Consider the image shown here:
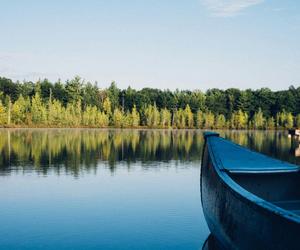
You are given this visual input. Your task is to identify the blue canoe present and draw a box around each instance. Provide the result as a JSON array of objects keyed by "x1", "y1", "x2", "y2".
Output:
[{"x1": 201, "y1": 132, "x2": 300, "y2": 250}]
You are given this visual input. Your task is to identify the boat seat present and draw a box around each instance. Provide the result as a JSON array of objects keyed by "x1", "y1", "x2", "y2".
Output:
[{"x1": 208, "y1": 136, "x2": 300, "y2": 174}]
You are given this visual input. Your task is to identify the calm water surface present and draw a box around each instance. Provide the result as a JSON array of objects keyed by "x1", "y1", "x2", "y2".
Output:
[{"x1": 0, "y1": 129, "x2": 298, "y2": 250}]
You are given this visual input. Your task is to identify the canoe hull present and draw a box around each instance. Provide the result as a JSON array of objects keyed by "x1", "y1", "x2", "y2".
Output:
[{"x1": 201, "y1": 139, "x2": 300, "y2": 250}]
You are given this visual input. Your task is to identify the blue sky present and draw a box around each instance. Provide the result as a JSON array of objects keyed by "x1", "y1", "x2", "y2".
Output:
[{"x1": 0, "y1": 0, "x2": 299, "y2": 90}]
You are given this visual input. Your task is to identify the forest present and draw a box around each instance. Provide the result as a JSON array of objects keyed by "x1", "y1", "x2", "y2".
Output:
[{"x1": 0, "y1": 76, "x2": 299, "y2": 129}]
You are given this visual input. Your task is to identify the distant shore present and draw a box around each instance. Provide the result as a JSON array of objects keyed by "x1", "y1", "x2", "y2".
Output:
[
  {"x1": 0, "y1": 125, "x2": 291, "y2": 131},
  {"x1": 0, "y1": 76, "x2": 299, "y2": 131}
]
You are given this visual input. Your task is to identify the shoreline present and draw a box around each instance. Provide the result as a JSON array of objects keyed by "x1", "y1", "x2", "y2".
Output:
[{"x1": 0, "y1": 126, "x2": 289, "y2": 131}]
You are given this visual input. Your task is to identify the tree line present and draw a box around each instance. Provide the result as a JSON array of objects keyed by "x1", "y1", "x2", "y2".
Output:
[{"x1": 0, "y1": 76, "x2": 299, "y2": 129}]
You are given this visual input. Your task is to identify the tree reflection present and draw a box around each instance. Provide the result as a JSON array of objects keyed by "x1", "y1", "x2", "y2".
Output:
[
  {"x1": 0, "y1": 129, "x2": 298, "y2": 177},
  {"x1": 0, "y1": 129, "x2": 203, "y2": 176}
]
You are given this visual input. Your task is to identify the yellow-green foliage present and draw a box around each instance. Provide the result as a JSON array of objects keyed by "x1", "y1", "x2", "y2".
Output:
[
  {"x1": 204, "y1": 111, "x2": 215, "y2": 129},
  {"x1": 11, "y1": 95, "x2": 27, "y2": 124},
  {"x1": 196, "y1": 110, "x2": 204, "y2": 129},
  {"x1": 184, "y1": 105, "x2": 194, "y2": 128},
  {"x1": 276, "y1": 110, "x2": 294, "y2": 129},
  {"x1": 0, "y1": 101, "x2": 7, "y2": 125},
  {"x1": 231, "y1": 110, "x2": 248, "y2": 129},
  {"x1": 103, "y1": 97, "x2": 112, "y2": 116},
  {"x1": 266, "y1": 117, "x2": 275, "y2": 130},
  {"x1": 130, "y1": 105, "x2": 140, "y2": 127},
  {"x1": 145, "y1": 104, "x2": 160, "y2": 128},
  {"x1": 160, "y1": 108, "x2": 171, "y2": 128},
  {"x1": 82, "y1": 105, "x2": 98, "y2": 126},
  {"x1": 0, "y1": 90, "x2": 299, "y2": 130},
  {"x1": 215, "y1": 114, "x2": 226, "y2": 129},
  {"x1": 96, "y1": 111, "x2": 109, "y2": 127},
  {"x1": 48, "y1": 99, "x2": 64, "y2": 126},
  {"x1": 173, "y1": 108, "x2": 185, "y2": 128},
  {"x1": 112, "y1": 108, "x2": 124, "y2": 127},
  {"x1": 64, "y1": 101, "x2": 82, "y2": 126},
  {"x1": 31, "y1": 93, "x2": 47, "y2": 125},
  {"x1": 252, "y1": 108, "x2": 265, "y2": 129}
]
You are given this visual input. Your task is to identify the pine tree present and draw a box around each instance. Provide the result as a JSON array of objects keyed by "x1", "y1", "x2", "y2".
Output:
[
  {"x1": 215, "y1": 114, "x2": 226, "y2": 129},
  {"x1": 204, "y1": 111, "x2": 215, "y2": 129},
  {"x1": 112, "y1": 108, "x2": 124, "y2": 127},
  {"x1": 144, "y1": 105, "x2": 154, "y2": 127},
  {"x1": 276, "y1": 111, "x2": 286, "y2": 128},
  {"x1": 145, "y1": 104, "x2": 160, "y2": 128},
  {"x1": 31, "y1": 93, "x2": 47, "y2": 125},
  {"x1": 12, "y1": 95, "x2": 26, "y2": 124},
  {"x1": 276, "y1": 110, "x2": 294, "y2": 129},
  {"x1": 96, "y1": 111, "x2": 109, "y2": 127},
  {"x1": 6, "y1": 96, "x2": 11, "y2": 125},
  {"x1": 231, "y1": 110, "x2": 248, "y2": 129},
  {"x1": 103, "y1": 97, "x2": 112, "y2": 116},
  {"x1": 130, "y1": 105, "x2": 140, "y2": 127},
  {"x1": 184, "y1": 104, "x2": 194, "y2": 128},
  {"x1": 160, "y1": 108, "x2": 171, "y2": 128},
  {"x1": 82, "y1": 105, "x2": 98, "y2": 126},
  {"x1": 173, "y1": 108, "x2": 185, "y2": 128},
  {"x1": 252, "y1": 108, "x2": 265, "y2": 129},
  {"x1": 0, "y1": 100, "x2": 7, "y2": 125},
  {"x1": 64, "y1": 101, "x2": 82, "y2": 126},
  {"x1": 196, "y1": 110, "x2": 204, "y2": 129},
  {"x1": 153, "y1": 104, "x2": 160, "y2": 127},
  {"x1": 285, "y1": 112, "x2": 294, "y2": 129},
  {"x1": 48, "y1": 99, "x2": 64, "y2": 126},
  {"x1": 266, "y1": 117, "x2": 275, "y2": 130}
]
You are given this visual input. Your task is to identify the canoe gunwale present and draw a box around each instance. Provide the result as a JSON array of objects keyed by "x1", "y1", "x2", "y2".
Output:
[{"x1": 205, "y1": 135, "x2": 300, "y2": 224}]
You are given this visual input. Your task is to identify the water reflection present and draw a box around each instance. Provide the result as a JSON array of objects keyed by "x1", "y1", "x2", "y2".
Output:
[
  {"x1": 0, "y1": 129, "x2": 203, "y2": 177},
  {"x1": 220, "y1": 130, "x2": 300, "y2": 165},
  {"x1": 0, "y1": 129, "x2": 299, "y2": 249},
  {"x1": 0, "y1": 129, "x2": 299, "y2": 178}
]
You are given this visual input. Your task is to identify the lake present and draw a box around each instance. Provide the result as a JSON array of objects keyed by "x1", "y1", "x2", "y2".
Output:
[{"x1": 0, "y1": 129, "x2": 298, "y2": 250}]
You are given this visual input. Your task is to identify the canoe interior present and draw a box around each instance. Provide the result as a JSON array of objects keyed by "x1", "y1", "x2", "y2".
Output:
[{"x1": 230, "y1": 171, "x2": 300, "y2": 216}]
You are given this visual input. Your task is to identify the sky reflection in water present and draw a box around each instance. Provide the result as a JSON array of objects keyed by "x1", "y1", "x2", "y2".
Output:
[{"x1": 0, "y1": 129, "x2": 297, "y2": 249}]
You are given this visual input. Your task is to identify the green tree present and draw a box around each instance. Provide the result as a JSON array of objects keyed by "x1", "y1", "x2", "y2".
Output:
[
  {"x1": 130, "y1": 105, "x2": 140, "y2": 127},
  {"x1": 31, "y1": 93, "x2": 47, "y2": 124},
  {"x1": 5, "y1": 96, "x2": 12, "y2": 125},
  {"x1": 82, "y1": 105, "x2": 98, "y2": 126},
  {"x1": 173, "y1": 108, "x2": 185, "y2": 128},
  {"x1": 48, "y1": 99, "x2": 64, "y2": 126},
  {"x1": 107, "y1": 82, "x2": 120, "y2": 111},
  {"x1": 160, "y1": 108, "x2": 171, "y2": 128},
  {"x1": 11, "y1": 95, "x2": 27, "y2": 124},
  {"x1": 276, "y1": 110, "x2": 294, "y2": 129},
  {"x1": 252, "y1": 108, "x2": 265, "y2": 129},
  {"x1": 204, "y1": 111, "x2": 215, "y2": 129},
  {"x1": 266, "y1": 117, "x2": 275, "y2": 130},
  {"x1": 184, "y1": 104, "x2": 194, "y2": 128},
  {"x1": 196, "y1": 110, "x2": 204, "y2": 129},
  {"x1": 285, "y1": 112, "x2": 294, "y2": 129},
  {"x1": 64, "y1": 100, "x2": 82, "y2": 126},
  {"x1": 231, "y1": 110, "x2": 248, "y2": 129},
  {"x1": 103, "y1": 97, "x2": 112, "y2": 116},
  {"x1": 65, "y1": 76, "x2": 83, "y2": 103},
  {"x1": 0, "y1": 100, "x2": 7, "y2": 125},
  {"x1": 96, "y1": 111, "x2": 109, "y2": 127},
  {"x1": 215, "y1": 114, "x2": 226, "y2": 129},
  {"x1": 112, "y1": 108, "x2": 124, "y2": 127},
  {"x1": 145, "y1": 104, "x2": 160, "y2": 128}
]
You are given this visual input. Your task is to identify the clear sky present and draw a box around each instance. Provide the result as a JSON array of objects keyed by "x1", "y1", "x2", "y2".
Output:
[{"x1": 0, "y1": 0, "x2": 299, "y2": 91}]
